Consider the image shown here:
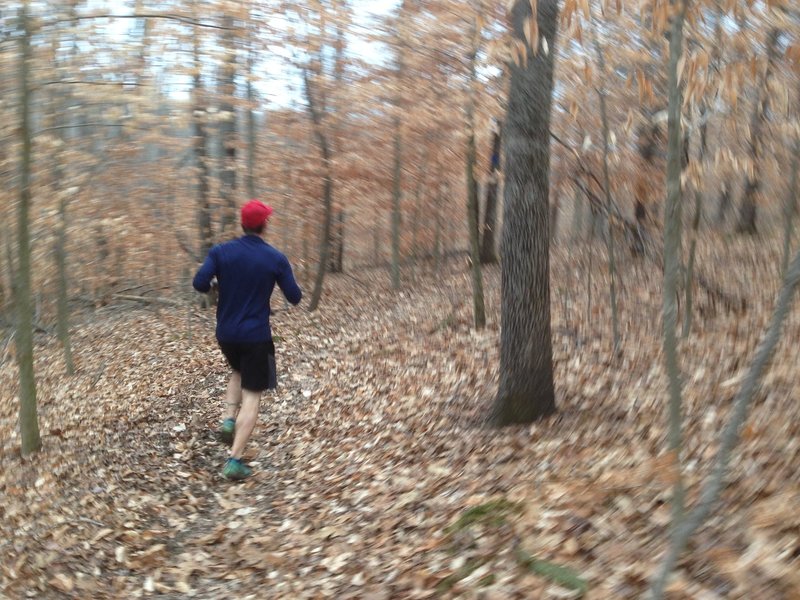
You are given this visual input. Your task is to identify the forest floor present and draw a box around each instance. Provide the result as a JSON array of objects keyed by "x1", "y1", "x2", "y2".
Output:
[{"x1": 1, "y1": 237, "x2": 799, "y2": 599}]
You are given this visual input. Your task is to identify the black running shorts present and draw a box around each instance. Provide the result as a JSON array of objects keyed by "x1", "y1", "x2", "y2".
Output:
[{"x1": 218, "y1": 340, "x2": 277, "y2": 392}]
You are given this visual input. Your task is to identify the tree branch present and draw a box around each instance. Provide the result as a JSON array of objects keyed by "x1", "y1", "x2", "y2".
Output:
[
  {"x1": 650, "y1": 249, "x2": 800, "y2": 598},
  {"x1": 44, "y1": 13, "x2": 238, "y2": 31},
  {"x1": 34, "y1": 123, "x2": 151, "y2": 136},
  {"x1": 36, "y1": 80, "x2": 151, "y2": 88}
]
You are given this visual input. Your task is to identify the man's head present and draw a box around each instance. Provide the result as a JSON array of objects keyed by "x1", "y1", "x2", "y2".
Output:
[{"x1": 241, "y1": 199, "x2": 273, "y2": 235}]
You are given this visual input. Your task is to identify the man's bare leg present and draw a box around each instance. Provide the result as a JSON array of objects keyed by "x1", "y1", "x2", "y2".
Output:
[
  {"x1": 230, "y1": 390, "x2": 260, "y2": 460},
  {"x1": 223, "y1": 371, "x2": 242, "y2": 421}
]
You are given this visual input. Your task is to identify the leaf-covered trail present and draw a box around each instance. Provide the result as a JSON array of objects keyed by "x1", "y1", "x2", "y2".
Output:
[{"x1": 2, "y1": 244, "x2": 800, "y2": 598}]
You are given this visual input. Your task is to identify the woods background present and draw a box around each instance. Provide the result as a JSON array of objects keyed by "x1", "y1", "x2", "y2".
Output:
[{"x1": 1, "y1": 0, "x2": 800, "y2": 598}]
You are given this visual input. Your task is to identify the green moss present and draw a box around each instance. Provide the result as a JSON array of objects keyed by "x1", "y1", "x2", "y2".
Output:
[
  {"x1": 445, "y1": 498, "x2": 523, "y2": 533},
  {"x1": 515, "y1": 548, "x2": 588, "y2": 596}
]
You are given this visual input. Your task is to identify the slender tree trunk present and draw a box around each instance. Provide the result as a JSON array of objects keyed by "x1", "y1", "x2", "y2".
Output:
[
  {"x1": 660, "y1": 0, "x2": 688, "y2": 585},
  {"x1": 716, "y1": 182, "x2": 731, "y2": 226},
  {"x1": 373, "y1": 200, "x2": 381, "y2": 267},
  {"x1": 193, "y1": 14, "x2": 212, "y2": 257},
  {"x1": 2, "y1": 226, "x2": 14, "y2": 319},
  {"x1": 735, "y1": 27, "x2": 781, "y2": 235},
  {"x1": 492, "y1": 0, "x2": 559, "y2": 425},
  {"x1": 328, "y1": 10, "x2": 347, "y2": 275},
  {"x1": 16, "y1": 2, "x2": 41, "y2": 456},
  {"x1": 246, "y1": 44, "x2": 257, "y2": 199},
  {"x1": 593, "y1": 37, "x2": 620, "y2": 357},
  {"x1": 55, "y1": 194, "x2": 74, "y2": 375},
  {"x1": 411, "y1": 152, "x2": 428, "y2": 277},
  {"x1": 389, "y1": 3, "x2": 408, "y2": 289},
  {"x1": 480, "y1": 122, "x2": 502, "y2": 264},
  {"x1": 391, "y1": 117, "x2": 403, "y2": 289},
  {"x1": 465, "y1": 10, "x2": 486, "y2": 329},
  {"x1": 571, "y1": 186, "x2": 584, "y2": 241},
  {"x1": 782, "y1": 140, "x2": 799, "y2": 277},
  {"x1": 305, "y1": 70, "x2": 334, "y2": 312},
  {"x1": 50, "y1": 20, "x2": 75, "y2": 375},
  {"x1": 683, "y1": 116, "x2": 708, "y2": 338},
  {"x1": 683, "y1": 190, "x2": 702, "y2": 337},
  {"x1": 328, "y1": 210, "x2": 344, "y2": 273},
  {"x1": 434, "y1": 176, "x2": 444, "y2": 274},
  {"x1": 219, "y1": 14, "x2": 238, "y2": 235}
]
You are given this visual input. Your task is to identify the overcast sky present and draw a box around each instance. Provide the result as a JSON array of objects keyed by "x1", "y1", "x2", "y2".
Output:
[{"x1": 100, "y1": 0, "x2": 400, "y2": 105}]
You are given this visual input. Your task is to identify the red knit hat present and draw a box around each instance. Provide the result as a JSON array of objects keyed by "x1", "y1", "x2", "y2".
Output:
[{"x1": 241, "y1": 199, "x2": 273, "y2": 229}]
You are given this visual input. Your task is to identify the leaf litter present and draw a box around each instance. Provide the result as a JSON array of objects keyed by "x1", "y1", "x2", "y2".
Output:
[{"x1": 1, "y1": 239, "x2": 799, "y2": 599}]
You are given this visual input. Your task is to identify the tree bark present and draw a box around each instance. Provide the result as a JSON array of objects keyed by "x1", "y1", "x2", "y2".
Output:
[
  {"x1": 492, "y1": 0, "x2": 559, "y2": 425},
  {"x1": 15, "y1": 2, "x2": 41, "y2": 456}
]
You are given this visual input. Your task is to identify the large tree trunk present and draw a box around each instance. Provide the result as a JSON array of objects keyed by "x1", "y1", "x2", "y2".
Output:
[
  {"x1": 735, "y1": 27, "x2": 781, "y2": 235},
  {"x1": 492, "y1": 0, "x2": 559, "y2": 425},
  {"x1": 16, "y1": 2, "x2": 41, "y2": 456},
  {"x1": 465, "y1": 9, "x2": 486, "y2": 329},
  {"x1": 480, "y1": 122, "x2": 502, "y2": 264}
]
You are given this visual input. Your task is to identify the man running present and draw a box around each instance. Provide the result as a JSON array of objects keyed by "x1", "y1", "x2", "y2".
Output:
[{"x1": 193, "y1": 200, "x2": 302, "y2": 480}]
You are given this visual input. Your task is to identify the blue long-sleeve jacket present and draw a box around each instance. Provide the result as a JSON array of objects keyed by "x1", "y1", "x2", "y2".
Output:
[{"x1": 192, "y1": 235, "x2": 302, "y2": 343}]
